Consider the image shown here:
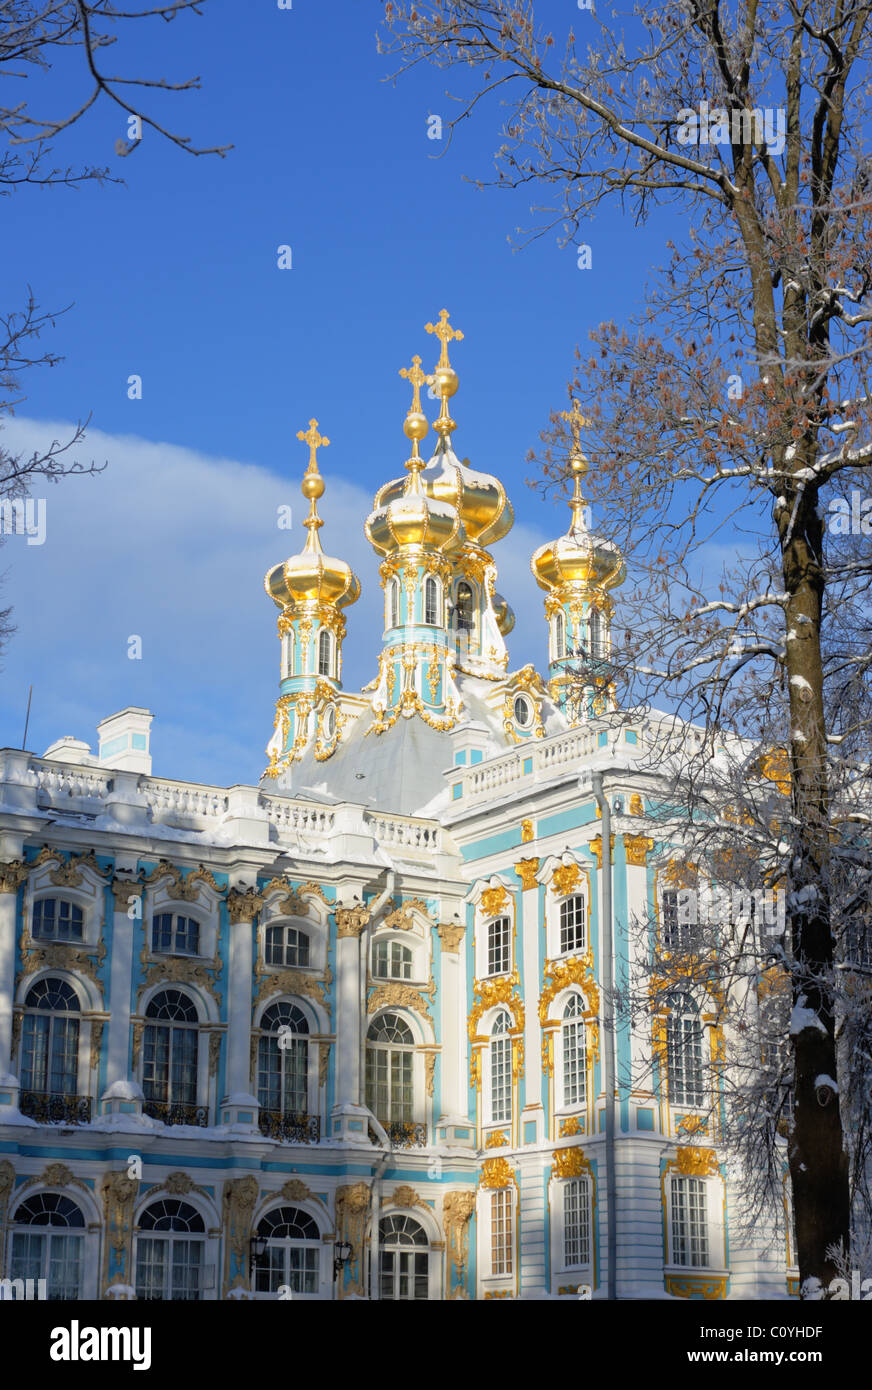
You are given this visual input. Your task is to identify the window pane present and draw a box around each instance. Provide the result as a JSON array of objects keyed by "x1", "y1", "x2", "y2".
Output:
[
  {"x1": 491, "y1": 1189, "x2": 513, "y2": 1276},
  {"x1": 563, "y1": 1177, "x2": 591, "y2": 1267},
  {"x1": 671, "y1": 1177, "x2": 709, "y2": 1267}
]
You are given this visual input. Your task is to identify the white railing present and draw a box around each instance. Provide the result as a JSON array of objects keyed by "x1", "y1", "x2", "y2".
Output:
[
  {"x1": 260, "y1": 795, "x2": 335, "y2": 838},
  {"x1": 363, "y1": 812, "x2": 441, "y2": 854},
  {"x1": 144, "y1": 778, "x2": 228, "y2": 821},
  {"x1": 29, "y1": 759, "x2": 113, "y2": 803},
  {"x1": 451, "y1": 720, "x2": 644, "y2": 810}
]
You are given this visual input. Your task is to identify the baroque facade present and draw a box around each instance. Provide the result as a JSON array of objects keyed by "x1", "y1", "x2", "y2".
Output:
[{"x1": 0, "y1": 311, "x2": 793, "y2": 1300}]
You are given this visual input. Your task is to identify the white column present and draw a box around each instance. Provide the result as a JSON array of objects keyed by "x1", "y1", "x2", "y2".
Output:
[
  {"x1": 102, "y1": 879, "x2": 142, "y2": 1108},
  {"x1": 332, "y1": 906, "x2": 370, "y2": 1139},
  {"x1": 517, "y1": 860, "x2": 544, "y2": 1140},
  {"x1": 437, "y1": 922, "x2": 466, "y2": 1128},
  {"x1": 0, "y1": 862, "x2": 26, "y2": 1086},
  {"x1": 223, "y1": 888, "x2": 263, "y2": 1127}
]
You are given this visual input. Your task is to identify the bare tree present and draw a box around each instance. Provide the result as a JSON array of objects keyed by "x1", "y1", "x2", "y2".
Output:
[
  {"x1": 381, "y1": 0, "x2": 872, "y2": 1292},
  {"x1": 0, "y1": 1, "x2": 229, "y2": 657}
]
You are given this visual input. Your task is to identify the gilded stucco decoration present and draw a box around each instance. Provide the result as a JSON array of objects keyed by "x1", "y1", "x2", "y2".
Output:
[
  {"x1": 559, "y1": 1116, "x2": 583, "y2": 1137},
  {"x1": 143, "y1": 861, "x2": 223, "y2": 901},
  {"x1": 552, "y1": 1146, "x2": 594, "y2": 1181},
  {"x1": 382, "y1": 898, "x2": 433, "y2": 931},
  {"x1": 551, "y1": 863, "x2": 581, "y2": 896},
  {"x1": 280, "y1": 1178, "x2": 312, "y2": 1203},
  {"x1": 18, "y1": 934, "x2": 106, "y2": 992},
  {"x1": 623, "y1": 834, "x2": 654, "y2": 867},
  {"x1": 222, "y1": 1175, "x2": 260, "y2": 1296},
  {"x1": 514, "y1": 858, "x2": 540, "y2": 892},
  {"x1": 367, "y1": 982, "x2": 431, "y2": 1020},
  {"x1": 670, "y1": 1146, "x2": 720, "y2": 1178},
  {"x1": 0, "y1": 860, "x2": 28, "y2": 894},
  {"x1": 335, "y1": 905, "x2": 371, "y2": 938},
  {"x1": 149, "y1": 1171, "x2": 211, "y2": 1200},
  {"x1": 539, "y1": 955, "x2": 600, "y2": 1025},
  {"x1": 437, "y1": 922, "x2": 465, "y2": 953},
  {"x1": 32, "y1": 846, "x2": 111, "y2": 886},
  {"x1": 89, "y1": 1020, "x2": 104, "y2": 1072},
  {"x1": 485, "y1": 1130, "x2": 508, "y2": 1148},
  {"x1": 138, "y1": 942, "x2": 223, "y2": 1009},
  {"x1": 390, "y1": 1184, "x2": 425, "y2": 1210},
  {"x1": 629, "y1": 794, "x2": 644, "y2": 816},
  {"x1": 520, "y1": 819, "x2": 534, "y2": 844},
  {"x1": 227, "y1": 888, "x2": 265, "y2": 925},
  {"x1": 101, "y1": 1170, "x2": 139, "y2": 1290},
  {"x1": 253, "y1": 959, "x2": 332, "y2": 1012},
  {"x1": 335, "y1": 1182, "x2": 371, "y2": 1299},
  {"x1": 468, "y1": 971, "x2": 525, "y2": 1037},
  {"x1": 479, "y1": 1157, "x2": 517, "y2": 1191},
  {"x1": 588, "y1": 835, "x2": 615, "y2": 869},
  {"x1": 442, "y1": 1190, "x2": 475, "y2": 1283},
  {"x1": 480, "y1": 885, "x2": 509, "y2": 918}
]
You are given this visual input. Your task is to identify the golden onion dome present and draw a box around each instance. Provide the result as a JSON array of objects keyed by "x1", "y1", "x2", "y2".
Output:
[
  {"x1": 373, "y1": 435, "x2": 514, "y2": 548},
  {"x1": 492, "y1": 591, "x2": 515, "y2": 636},
  {"x1": 531, "y1": 446, "x2": 625, "y2": 596},
  {"x1": 264, "y1": 419, "x2": 360, "y2": 612},
  {"x1": 366, "y1": 352, "x2": 466, "y2": 558}
]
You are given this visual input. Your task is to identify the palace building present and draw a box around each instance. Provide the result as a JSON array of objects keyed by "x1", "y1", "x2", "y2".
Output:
[{"x1": 0, "y1": 311, "x2": 793, "y2": 1300}]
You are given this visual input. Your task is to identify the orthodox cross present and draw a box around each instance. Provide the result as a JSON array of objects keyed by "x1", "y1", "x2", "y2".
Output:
[{"x1": 425, "y1": 309, "x2": 464, "y2": 368}]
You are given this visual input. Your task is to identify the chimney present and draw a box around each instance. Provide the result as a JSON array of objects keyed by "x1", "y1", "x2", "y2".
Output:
[{"x1": 96, "y1": 707, "x2": 154, "y2": 776}]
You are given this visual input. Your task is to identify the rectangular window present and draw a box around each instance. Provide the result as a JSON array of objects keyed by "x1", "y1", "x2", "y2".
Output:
[
  {"x1": 490, "y1": 1189, "x2": 513, "y2": 1276},
  {"x1": 490, "y1": 1036, "x2": 512, "y2": 1123},
  {"x1": 667, "y1": 1013, "x2": 704, "y2": 1107},
  {"x1": 487, "y1": 917, "x2": 511, "y2": 976},
  {"x1": 559, "y1": 896, "x2": 586, "y2": 954},
  {"x1": 670, "y1": 1176, "x2": 709, "y2": 1268},
  {"x1": 152, "y1": 914, "x2": 199, "y2": 956},
  {"x1": 563, "y1": 1177, "x2": 591, "y2": 1268},
  {"x1": 562, "y1": 1021, "x2": 586, "y2": 1109}
]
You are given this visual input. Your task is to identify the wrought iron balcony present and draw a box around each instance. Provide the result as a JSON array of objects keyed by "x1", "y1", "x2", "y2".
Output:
[
  {"x1": 384, "y1": 1120, "x2": 427, "y2": 1148},
  {"x1": 257, "y1": 1109, "x2": 320, "y2": 1143},
  {"x1": 20, "y1": 1091, "x2": 92, "y2": 1124},
  {"x1": 143, "y1": 1099, "x2": 209, "y2": 1127}
]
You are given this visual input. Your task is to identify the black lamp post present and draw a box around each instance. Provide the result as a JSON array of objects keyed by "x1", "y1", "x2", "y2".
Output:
[
  {"x1": 249, "y1": 1233, "x2": 267, "y2": 1282},
  {"x1": 333, "y1": 1240, "x2": 353, "y2": 1281}
]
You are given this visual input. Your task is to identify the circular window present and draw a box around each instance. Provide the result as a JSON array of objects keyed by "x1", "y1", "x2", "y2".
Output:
[
  {"x1": 513, "y1": 694, "x2": 533, "y2": 728},
  {"x1": 323, "y1": 705, "x2": 336, "y2": 739}
]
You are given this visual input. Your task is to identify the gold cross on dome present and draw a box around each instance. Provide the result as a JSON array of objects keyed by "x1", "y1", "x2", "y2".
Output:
[
  {"x1": 560, "y1": 401, "x2": 591, "y2": 451},
  {"x1": 425, "y1": 309, "x2": 464, "y2": 368},
  {"x1": 297, "y1": 418, "x2": 330, "y2": 469},
  {"x1": 399, "y1": 354, "x2": 429, "y2": 414}
]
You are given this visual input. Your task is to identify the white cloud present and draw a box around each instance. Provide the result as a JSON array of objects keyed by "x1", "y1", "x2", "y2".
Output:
[{"x1": 0, "y1": 419, "x2": 553, "y2": 785}]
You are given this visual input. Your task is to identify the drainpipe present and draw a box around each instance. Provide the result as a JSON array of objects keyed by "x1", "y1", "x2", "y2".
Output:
[
  {"x1": 592, "y1": 771, "x2": 618, "y2": 1301},
  {"x1": 358, "y1": 870, "x2": 396, "y2": 1105},
  {"x1": 369, "y1": 1149, "x2": 390, "y2": 1300}
]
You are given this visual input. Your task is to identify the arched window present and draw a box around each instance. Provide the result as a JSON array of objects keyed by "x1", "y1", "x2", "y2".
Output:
[
  {"x1": 559, "y1": 895, "x2": 586, "y2": 955},
  {"x1": 21, "y1": 978, "x2": 81, "y2": 1102},
  {"x1": 379, "y1": 1213, "x2": 429, "y2": 1300},
  {"x1": 372, "y1": 939, "x2": 412, "y2": 981},
  {"x1": 258, "y1": 1001, "x2": 309, "y2": 1120},
  {"x1": 366, "y1": 1013, "x2": 414, "y2": 1126},
  {"x1": 561, "y1": 995, "x2": 587, "y2": 1110},
  {"x1": 281, "y1": 631, "x2": 295, "y2": 680},
  {"x1": 10, "y1": 1193, "x2": 85, "y2": 1300},
  {"x1": 455, "y1": 581, "x2": 474, "y2": 631},
  {"x1": 32, "y1": 898, "x2": 83, "y2": 943},
  {"x1": 254, "y1": 1206, "x2": 320, "y2": 1295},
  {"x1": 489, "y1": 1011, "x2": 512, "y2": 1124},
  {"x1": 265, "y1": 923, "x2": 310, "y2": 968},
  {"x1": 666, "y1": 995, "x2": 704, "y2": 1107},
  {"x1": 554, "y1": 610, "x2": 566, "y2": 661},
  {"x1": 424, "y1": 575, "x2": 439, "y2": 626},
  {"x1": 590, "y1": 607, "x2": 606, "y2": 659},
  {"x1": 152, "y1": 913, "x2": 199, "y2": 956},
  {"x1": 486, "y1": 916, "x2": 511, "y2": 977},
  {"x1": 318, "y1": 628, "x2": 333, "y2": 678},
  {"x1": 388, "y1": 579, "x2": 400, "y2": 629},
  {"x1": 135, "y1": 1199, "x2": 206, "y2": 1301},
  {"x1": 142, "y1": 989, "x2": 202, "y2": 1125}
]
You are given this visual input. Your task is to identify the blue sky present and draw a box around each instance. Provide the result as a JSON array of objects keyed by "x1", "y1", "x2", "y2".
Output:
[{"x1": 0, "y1": 0, "x2": 686, "y2": 784}]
